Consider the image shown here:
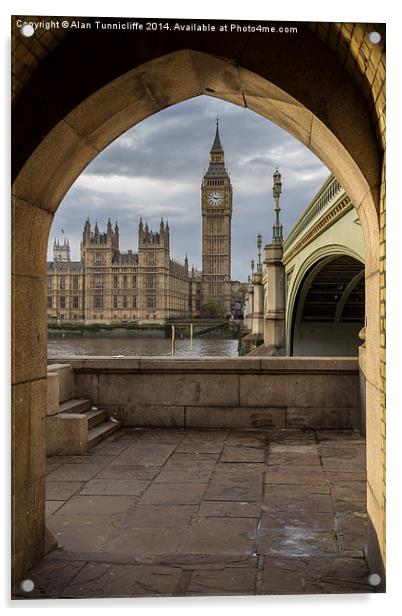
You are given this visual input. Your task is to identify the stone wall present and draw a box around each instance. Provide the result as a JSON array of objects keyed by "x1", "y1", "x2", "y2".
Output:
[{"x1": 62, "y1": 357, "x2": 360, "y2": 431}]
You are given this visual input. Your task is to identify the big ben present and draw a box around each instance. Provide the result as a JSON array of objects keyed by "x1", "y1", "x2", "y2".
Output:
[{"x1": 201, "y1": 118, "x2": 233, "y2": 314}]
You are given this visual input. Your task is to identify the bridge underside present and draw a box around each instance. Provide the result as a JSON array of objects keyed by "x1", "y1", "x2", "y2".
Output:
[{"x1": 291, "y1": 256, "x2": 365, "y2": 357}]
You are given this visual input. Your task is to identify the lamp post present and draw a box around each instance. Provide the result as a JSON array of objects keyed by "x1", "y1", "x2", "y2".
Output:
[
  {"x1": 251, "y1": 259, "x2": 255, "y2": 274},
  {"x1": 272, "y1": 168, "x2": 283, "y2": 244},
  {"x1": 257, "y1": 233, "x2": 262, "y2": 272}
]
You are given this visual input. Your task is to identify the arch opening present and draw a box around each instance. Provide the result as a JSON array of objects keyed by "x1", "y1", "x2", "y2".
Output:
[{"x1": 291, "y1": 255, "x2": 365, "y2": 356}]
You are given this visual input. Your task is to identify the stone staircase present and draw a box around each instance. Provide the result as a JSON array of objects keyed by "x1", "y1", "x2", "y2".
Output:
[
  {"x1": 46, "y1": 364, "x2": 122, "y2": 455},
  {"x1": 58, "y1": 398, "x2": 122, "y2": 449}
]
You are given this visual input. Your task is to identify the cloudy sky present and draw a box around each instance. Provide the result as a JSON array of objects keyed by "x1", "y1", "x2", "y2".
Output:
[{"x1": 48, "y1": 95, "x2": 329, "y2": 281}]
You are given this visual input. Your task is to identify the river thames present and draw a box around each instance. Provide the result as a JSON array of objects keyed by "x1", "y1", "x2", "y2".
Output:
[{"x1": 48, "y1": 335, "x2": 239, "y2": 358}]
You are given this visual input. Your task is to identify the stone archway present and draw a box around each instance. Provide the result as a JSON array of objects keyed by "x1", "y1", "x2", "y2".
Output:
[
  {"x1": 12, "y1": 22, "x2": 385, "y2": 585},
  {"x1": 285, "y1": 244, "x2": 365, "y2": 355},
  {"x1": 290, "y1": 254, "x2": 365, "y2": 356}
]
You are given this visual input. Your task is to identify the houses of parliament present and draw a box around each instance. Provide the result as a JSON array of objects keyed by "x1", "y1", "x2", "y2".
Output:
[{"x1": 47, "y1": 120, "x2": 240, "y2": 324}]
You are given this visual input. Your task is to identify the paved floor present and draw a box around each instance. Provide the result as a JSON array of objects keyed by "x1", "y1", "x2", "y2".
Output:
[{"x1": 16, "y1": 427, "x2": 372, "y2": 598}]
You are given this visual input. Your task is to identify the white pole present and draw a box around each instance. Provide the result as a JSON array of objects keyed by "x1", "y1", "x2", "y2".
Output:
[{"x1": 171, "y1": 324, "x2": 175, "y2": 356}]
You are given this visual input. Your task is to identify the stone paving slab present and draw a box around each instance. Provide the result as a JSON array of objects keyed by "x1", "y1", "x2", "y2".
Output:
[
  {"x1": 198, "y1": 500, "x2": 260, "y2": 518},
  {"x1": 257, "y1": 528, "x2": 340, "y2": 557},
  {"x1": 324, "y1": 471, "x2": 367, "y2": 483},
  {"x1": 204, "y1": 479, "x2": 262, "y2": 502},
  {"x1": 178, "y1": 517, "x2": 258, "y2": 555},
  {"x1": 113, "y1": 442, "x2": 177, "y2": 466},
  {"x1": 175, "y1": 440, "x2": 224, "y2": 454},
  {"x1": 100, "y1": 527, "x2": 183, "y2": 555},
  {"x1": 18, "y1": 427, "x2": 371, "y2": 599},
  {"x1": 260, "y1": 510, "x2": 335, "y2": 530},
  {"x1": 262, "y1": 492, "x2": 333, "y2": 513},
  {"x1": 124, "y1": 504, "x2": 196, "y2": 528},
  {"x1": 153, "y1": 469, "x2": 213, "y2": 483},
  {"x1": 267, "y1": 452, "x2": 321, "y2": 466},
  {"x1": 47, "y1": 515, "x2": 116, "y2": 552},
  {"x1": 138, "y1": 482, "x2": 208, "y2": 505},
  {"x1": 55, "y1": 495, "x2": 136, "y2": 515},
  {"x1": 46, "y1": 462, "x2": 111, "y2": 482},
  {"x1": 46, "y1": 481, "x2": 85, "y2": 500},
  {"x1": 186, "y1": 566, "x2": 257, "y2": 595},
  {"x1": 62, "y1": 562, "x2": 183, "y2": 598},
  {"x1": 264, "y1": 466, "x2": 327, "y2": 484},
  {"x1": 95, "y1": 464, "x2": 162, "y2": 480},
  {"x1": 322, "y1": 457, "x2": 366, "y2": 471},
  {"x1": 260, "y1": 556, "x2": 372, "y2": 594},
  {"x1": 220, "y1": 446, "x2": 265, "y2": 463},
  {"x1": 80, "y1": 478, "x2": 150, "y2": 496}
]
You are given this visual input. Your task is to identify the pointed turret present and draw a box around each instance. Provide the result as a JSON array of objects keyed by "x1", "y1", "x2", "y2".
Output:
[
  {"x1": 204, "y1": 117, "x2": 228, "y2": 177},
  {"x1": 210, "y1": 116, "x2": 223, "y2": 153},
  {"x1": 83, "y1": 218, "x2": 91, "y2": 245}
]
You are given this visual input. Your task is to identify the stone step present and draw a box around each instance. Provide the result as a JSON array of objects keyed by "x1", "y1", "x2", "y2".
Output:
[
  {"x1": 58, "y1": 398, "x2": 92, "y2": 414},
  {"x1": 85, "y1": 409, "x2": 107, "y2": 429},
  {"x1": 87, "y1": 419, "x2": 122, "y2": 449}
]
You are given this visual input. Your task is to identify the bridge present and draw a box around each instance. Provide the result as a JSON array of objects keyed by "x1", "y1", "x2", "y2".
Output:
[{"x1": 243, "y1": 174, "x2": 365, "y2": 358}]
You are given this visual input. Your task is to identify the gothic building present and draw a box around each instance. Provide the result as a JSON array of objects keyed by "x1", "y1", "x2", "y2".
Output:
[
  {"x1": 47, "y1": 219, "x2": 194, "y2": 323},
  {"x1": 47, "y1": 119, "x2": 240, "y2": 324}
]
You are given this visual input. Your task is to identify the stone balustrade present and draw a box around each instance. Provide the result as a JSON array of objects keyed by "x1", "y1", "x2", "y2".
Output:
[{"x1": 50, "y1": 356, "x2": 360, "y2": 431}]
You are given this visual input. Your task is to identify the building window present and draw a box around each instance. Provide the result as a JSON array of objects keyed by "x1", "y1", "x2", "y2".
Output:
[
  {"x1": 132, "y1": 296, "x2": 137, "y2": 309},
  {"x1": 72, "y1": 296, "x2": 79, "y2": 309},
  {"x1": 72, "y1": 276, "x2": 79, "y2": 290},
  {"x1": 147, "y1": 252, "x2": 156, "y2": 265},
  {"x1": 94, "y1": 295, "x2": 103, "y2": 309},
  {"x1": 47, "y1": 296, "x2": 52, "y2": 308},
  {"x1": 123, "y1": 275, "x2": 127, "y2": 288},
  {"x1": 147, "y1": 295, "x2": 156, "y2": 309},
  {"x1": 113, "y1": 296, "x2": 118, "y2": 309},
  {"x1": 94, "y1": 274, "x2": 103, "y2": 288},
  {"x1": 47, "y1": 276, "x2": 52, "y2": 291},
  {"x1": 132, "y1": 275, "x2": 137, "y2": 288},
  {"x1": 122, "y1": 296, "x2": 127, "y2": 308},
  {"x1": 95, "y1": 252, "x2": 102, "y2": 265},
  {"x1": 113, "y1": 274, "x2": 118, "y2": 288},
  {"x1": 59, "y1": 296, "x2": 66, "y2": 309},
  {"x1": 59, "y1": 276, "x2": 66, "y2": 291},
  {"x1": 146, "y1": 274, "x2": 156, "y2": 289}
]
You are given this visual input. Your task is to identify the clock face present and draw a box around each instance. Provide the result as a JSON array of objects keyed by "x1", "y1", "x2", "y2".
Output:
[{"x1": 208, "y1": 191, "x2": 223, "y2": 206}]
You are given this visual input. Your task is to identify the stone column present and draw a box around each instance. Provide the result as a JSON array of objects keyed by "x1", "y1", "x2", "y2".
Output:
[
  {"x1": 251, "y1": 272, "x2": 264, "y2": 339},
  {"x1": 263, "y1": 242, "x2": 286, "y2": 354}
]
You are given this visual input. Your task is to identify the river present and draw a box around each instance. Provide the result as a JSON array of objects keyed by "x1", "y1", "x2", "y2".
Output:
[{"x1": 48, "y1": 335, "x2": 240, "y2": 358}]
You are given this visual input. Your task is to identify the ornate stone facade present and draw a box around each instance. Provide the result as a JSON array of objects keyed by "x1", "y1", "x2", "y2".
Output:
[{"x1": 47, "y1": 218, "x2": 195, "y2": 324}]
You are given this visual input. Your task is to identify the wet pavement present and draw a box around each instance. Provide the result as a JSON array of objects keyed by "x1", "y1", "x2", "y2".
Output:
[{"x1": 15, "y1": 427, "x2": 373, "y2": 598}]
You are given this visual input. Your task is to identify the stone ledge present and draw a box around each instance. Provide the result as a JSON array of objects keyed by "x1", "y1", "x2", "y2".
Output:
[{"x1": 49, "y1": 356, "x2": 359, "y2": 375}]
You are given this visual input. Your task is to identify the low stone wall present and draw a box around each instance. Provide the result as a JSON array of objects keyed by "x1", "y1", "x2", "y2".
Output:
[{"x1": 53, "y1": 356, "x2": 360, "y2": 430}]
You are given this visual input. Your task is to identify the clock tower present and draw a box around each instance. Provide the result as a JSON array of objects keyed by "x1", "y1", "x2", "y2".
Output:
[{"x1": 201, "y1": 118, "x2": 233, "y2": 314}]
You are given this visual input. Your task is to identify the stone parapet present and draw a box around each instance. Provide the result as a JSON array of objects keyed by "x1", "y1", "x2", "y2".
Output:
[{"x1": 57, "y1": 356, "x2": 359, "y2": 430}]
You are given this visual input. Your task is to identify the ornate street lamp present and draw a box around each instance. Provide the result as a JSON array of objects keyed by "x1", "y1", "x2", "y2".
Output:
[
  {"x1": 272, "y1": 167, "x2": 283, "y2": 244},
  {"x1": 251, "y1": 259, "x2": 255, "y2": 274},
  {"x1": 257, "y1": 233, "x2": 262, "y2": 272}
]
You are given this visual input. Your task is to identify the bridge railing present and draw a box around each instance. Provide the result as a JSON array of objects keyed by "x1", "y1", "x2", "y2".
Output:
[{"x1": 283, "y1": 174, "x2": 345, "y2": 255}]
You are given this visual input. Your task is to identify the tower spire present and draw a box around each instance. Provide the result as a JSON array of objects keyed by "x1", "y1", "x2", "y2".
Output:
[{"x1": 211, "y1": 117, "x2": 223, "y2": 153}]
